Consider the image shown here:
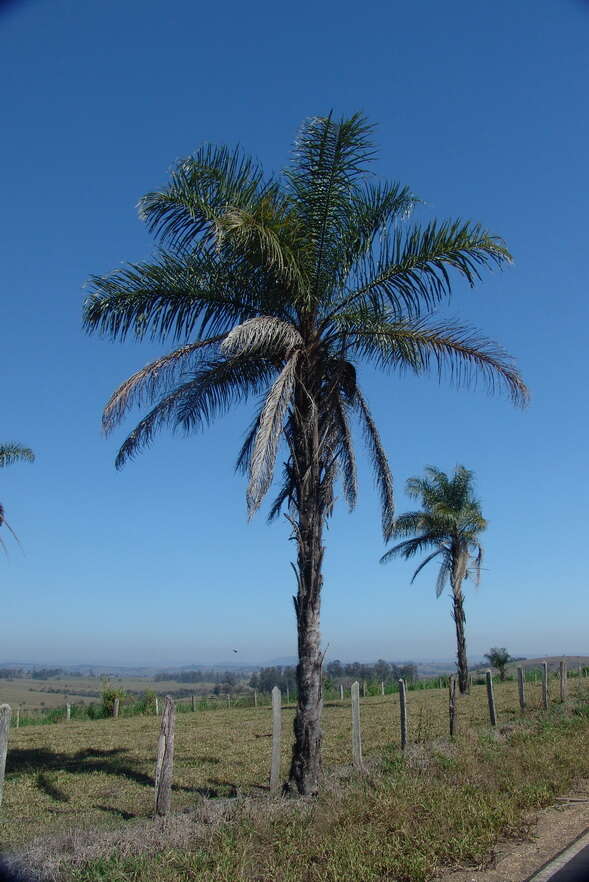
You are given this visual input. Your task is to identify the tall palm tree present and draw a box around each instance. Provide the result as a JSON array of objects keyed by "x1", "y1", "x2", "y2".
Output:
[
  {"x1": 0, "y1": 443, "x2": 35, "y2": 547},
  {"x1": 381, "y1": 465, "x2": 487, "y2": 694},
  {"x1": 83, "y1": 114, "x2": 527, "y2": 794}
]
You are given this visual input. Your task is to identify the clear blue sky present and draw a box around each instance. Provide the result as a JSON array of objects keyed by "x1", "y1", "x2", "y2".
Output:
[{"x1": 1, "y1": 0, "x2": 587, "y2": 667}]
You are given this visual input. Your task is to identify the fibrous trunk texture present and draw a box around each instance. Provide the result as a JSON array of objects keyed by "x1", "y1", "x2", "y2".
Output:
[{"x1": 288, "y1": 368, "x2": 325, "y2": 795}]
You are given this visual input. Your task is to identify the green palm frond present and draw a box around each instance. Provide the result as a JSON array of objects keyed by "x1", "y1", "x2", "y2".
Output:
[
  {"x1": 354, "y1": 388, "x2": 394, "y2": 540},
  {"x1": 83, "y1": 250, "x2": 268, "y2": 342},
  {"x1": 114, "y1": 357, "x2": 275, "y2": 468},
  {"x1": 338, "y1": 220, "x2": 511, "y2": 319},
  {"x1": 342, "y1": 315, "x2": 528, "y2": 406},
  {"x1": 139, "y1": 144, "x2": 272, "y2": 252},
  {"x1": 329, "y1": 393, "x2": 357, "y2": 510},
  {"x1": 218, "y1": 200, "x2": 308, "y2": 294},
  {"x1": 0, "y1": 444, "x2": 35, "y2": 468},
  {"x1": 86, "y1": 113, "x2": 526, "y2": 542},
  {"x1": 411, "y1": 548, "x2": 444, "y2": 583},
  {"x1": 380, "y1": 534, "x2": 441, "y2": 564},
  {"x1": 338, "y1": 181, "x2": 417, "y2": 267},
  {"x1": 286, "y1": 113, "x2": 377, "y2": 305},
  {"x1": 103, "y1": 336, "x2": 226, "y2": 434}
]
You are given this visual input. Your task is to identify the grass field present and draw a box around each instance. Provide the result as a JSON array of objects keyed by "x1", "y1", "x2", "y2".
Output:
[{"x1": 4, "y1": 676, "x2": 589, "y2": 870}]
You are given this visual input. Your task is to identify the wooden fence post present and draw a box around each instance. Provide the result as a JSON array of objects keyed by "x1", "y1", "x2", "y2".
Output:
[
  {"x1": 362, "y1": 681, "x2": 367, "y2": 698},
  {"x1": 560, "y1": 660, "x2": 567, "y2": 702},
  {"x1": 0, "y1": 705, "x2": 10, "y2": 807},
  {"x1": 381, "y1": 681, "x2": 385, "y2": 696},
  {"x1": 542, "y1": 661, "x2": 549, "y2": 710},
  {"x1": 66, "y1": 703, "x2": 71, "y2": 721},
  {"x1": 113, "y1": 698, "x2": 119, "y2": 719},
  {"x1": 15, "y1": 708, "x2": 20, "y2": 729},
  {"x1": 399, "y1": 678, "x2": 408, "y2": 749},
  {"x1": 340, "y1": 684, "x2": 344, "y2": 701},
  {"x1": 449, "y1": 677, "x2": 457, "y2": 737},
  {"x1": 517, "y1": 667, "x2": 526, "y2": 711},
  {"x1": 254, "y1": 689, "x2": 258, "y2": 708},
  {"x1": 155, "y1": 696, "x2": 159, "y2": 715},
  {"x1": 191, "y1": 695, "x2": 195, "y2": 712},
  {"x1": 351, "y1": 681, "x2": 363, "y2": 769},
  {"x1": 154, "y1": 695, "x2": 176, "y2": 816},
  {"x1": 270, "y1": 686, "x2": 282, "y2": 795},
  {"x1": 485, "y1": 671, "x2": 497, "y2": 727}
]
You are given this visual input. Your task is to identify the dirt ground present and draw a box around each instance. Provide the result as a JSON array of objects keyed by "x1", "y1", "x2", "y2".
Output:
[{"x1": 436, "y1": 780, "x2": 589, "y2": 882}]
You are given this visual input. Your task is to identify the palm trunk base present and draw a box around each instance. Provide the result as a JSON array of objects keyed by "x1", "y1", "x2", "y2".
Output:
[{"x1": 288, "y1": 708, "x2": 322, "y2": 795}]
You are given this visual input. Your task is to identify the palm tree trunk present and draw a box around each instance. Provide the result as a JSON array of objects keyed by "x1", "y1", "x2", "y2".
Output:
[
  {"x1": 452, "y1": 590, "x2": 469, "y2": 694},
  {"x1": 451, "y1": 549, "x2": 469, "y2": 695},
  {"x1": 288, "y1": 536, "x2": 324, "y2": 795},
  {"x1": 288, "y1": 369, "x2": 325, "y2": 795}
]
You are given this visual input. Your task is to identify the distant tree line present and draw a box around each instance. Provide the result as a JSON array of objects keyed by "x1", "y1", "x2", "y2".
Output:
[
  {"x1": 249, "y1": 660, "x2": 418, "y2": 694},
  {"x1": 0, "y1": 667, "x2": 70, "y2": 680},
  {"x1": 153, "y1": 669, "x2": 242, "y2": 685},
  {"x1": 325, "y1": 659, "x2": 418, "y2": 684}
]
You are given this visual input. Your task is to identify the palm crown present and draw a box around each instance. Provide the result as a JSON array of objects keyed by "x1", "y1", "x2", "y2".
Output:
[
  {"x1": 381, "y1": 464, "x2": 486, "y2": 694},
  {"x1": 84, "y1": 114, "x2": 526, "y2": 535},
  {"x1": 0, "y1": 442, "x2": 35, "y2": 539},
  {"x1": 381, "y1": 465, "x2": 486, "y2": 595}
]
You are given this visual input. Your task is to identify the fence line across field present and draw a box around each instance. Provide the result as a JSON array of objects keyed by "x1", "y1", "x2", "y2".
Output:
[{"x1": 1, "y1": 660, "x2": 587, "y2": 814}]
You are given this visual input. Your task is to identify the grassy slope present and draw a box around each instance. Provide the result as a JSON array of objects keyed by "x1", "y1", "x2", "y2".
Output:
[{"x1": 4, "y1": 678, "x2": 589, "y2": 881}]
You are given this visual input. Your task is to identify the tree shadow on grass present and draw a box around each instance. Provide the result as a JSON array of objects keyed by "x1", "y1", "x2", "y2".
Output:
[
  {"x1": 94, "y1": 804, "x2": 136, "y2": 820},
  {"x1": 36, "y1": 772, "x2": 70, "y2": 803},
  {"x1": 7, "y1": 747, "x2": 154, "y2": 788},
  {"x1": 7, "y1": 747, "x2": 241, "y2": 800}
]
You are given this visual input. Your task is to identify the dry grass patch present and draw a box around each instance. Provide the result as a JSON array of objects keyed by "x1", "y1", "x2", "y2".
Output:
[
  {"x1": 3, "y1": 679, "x2": 589, "y2": 876},
  {"x1": 9, "y1": 699, "x2": 589, "y2": 882}
]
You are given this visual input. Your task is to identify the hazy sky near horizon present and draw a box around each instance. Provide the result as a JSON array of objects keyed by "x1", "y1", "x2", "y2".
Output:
[{"x1": 1, "y1": 0, "x2": 588, "y2": 667}]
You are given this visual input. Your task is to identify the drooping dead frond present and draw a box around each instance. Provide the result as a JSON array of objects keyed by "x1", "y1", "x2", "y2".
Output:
[
  {"x1": 247, "y1": 353, "x2": 300, "y2": 516},
  {"x1": 103, "y1": 336, "x2": 226, "y2": 434},
  {"x1": 221, "y1": 317, "x2": 302, "y2": 360}
]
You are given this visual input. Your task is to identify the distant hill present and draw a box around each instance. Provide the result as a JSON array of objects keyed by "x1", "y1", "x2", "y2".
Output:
[{"x1": 506, "y1": 655, "x2": 589, "y2": 672}]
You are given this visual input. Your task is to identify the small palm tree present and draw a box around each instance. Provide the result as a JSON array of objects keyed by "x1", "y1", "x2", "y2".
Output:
[
  {"x1": 0, "y1": 443, "x2": 35, "y2": 548},
  {"x1": 485, "y1": 647, "x2": 512, "y2": 680},
  {"x1": 381, "y1": 465, "x2": 486, "y2": 694},
  {"x1": 83, "y1": 114, "x2": 527, "y2": 793}
]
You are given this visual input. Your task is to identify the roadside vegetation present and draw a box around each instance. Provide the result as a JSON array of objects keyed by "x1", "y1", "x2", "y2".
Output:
[{"x1": 5, "y1": 679, "x2": 589, "y2": 882}]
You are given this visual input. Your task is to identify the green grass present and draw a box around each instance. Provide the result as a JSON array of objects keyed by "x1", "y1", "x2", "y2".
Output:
[{"x1": 4, "y1": 679, "x2": 589, "y2": 881}]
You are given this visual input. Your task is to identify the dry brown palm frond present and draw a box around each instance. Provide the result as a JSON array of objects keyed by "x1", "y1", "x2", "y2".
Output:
[
  {"x1": 221, "y1": 317, "x2": 302, "y2": 360},
  {"x1": 247, "y1": 352, "x2": 300, "y2": 516}
]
